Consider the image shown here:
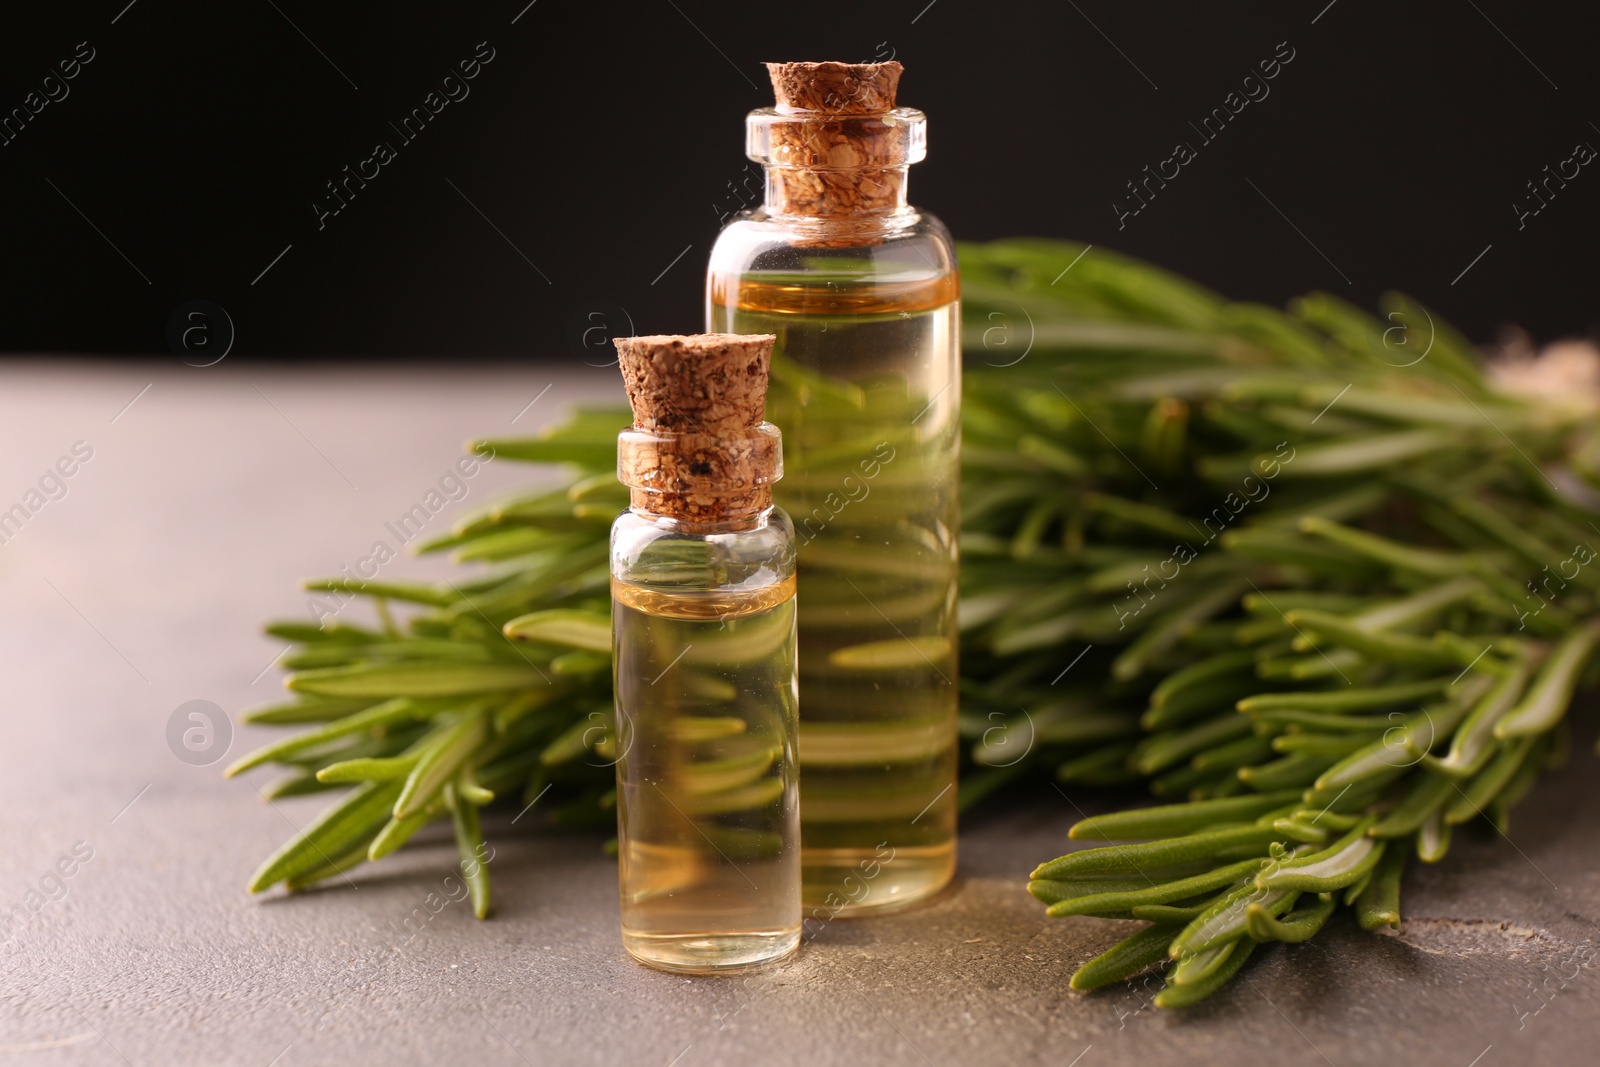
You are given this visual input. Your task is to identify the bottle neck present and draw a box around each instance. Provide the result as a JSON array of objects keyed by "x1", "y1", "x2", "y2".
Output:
[
  {"x1": 763, "y1": 164, "x2": 910, "y2": 218},
  {"x1": 626, "y1": 504, "x2": 772, "y2": 535},
  {"x1": 624, "y1": 486, "x2": 773, "y2": 525},
  {"x1": 747, "y1": 107, "x2": 925, "y2": 221}
]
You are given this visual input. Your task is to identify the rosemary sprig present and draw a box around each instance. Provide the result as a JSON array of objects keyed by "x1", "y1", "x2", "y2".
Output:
[
  {"x1": 227, "y1": 241, "x2": 1599, "y2": 1010},
  {"x1": 964, "y1": 241, "x2": 1599, "y2": 1005}
]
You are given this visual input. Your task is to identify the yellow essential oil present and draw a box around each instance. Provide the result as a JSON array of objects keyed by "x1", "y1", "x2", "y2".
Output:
[
  {"x1": 609, "y1": 332, "x2": 800, "y2": 972},
  {"x1": 708, "y1": 62, "x2": 960, "y2": 913},
  {"x1": 612, "y1": 579, "x2": 799, "y2": 972}
]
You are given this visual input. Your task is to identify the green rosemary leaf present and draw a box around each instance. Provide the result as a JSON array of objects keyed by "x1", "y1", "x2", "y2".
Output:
[
  {"x1": 1356, "y1": 842, "x2": 1406, "y2": 930},
  {"x1": 1153, "y1": 938, "x2": 1255, "y2": 1008},
  {"x1": 1240, "y1": 591, "x2": 1373, "y2": 618},
  {"x1": 1376, "y1": 293, "x2": 1491, "y2": 396},
  {"x1": 1112, "y1": 576, "x2": 1252, "y2": 682},
  {"x1": 1269, "y1": 818, "x2": 1328, "y2": 845},
  {"x1": 1490, "y1": 749, "x2": 1545, "y2": 833},
  {"x1": 1416, "y1": 809, "x2": 1451, "y2": 862},
  {"x1": 829, "y1": 636, "x2": 953, "y2": 670},
  {"x1": 316, "y1": 755, "x2": 420, "y2": 783},
  {"x1": 241, "y1": 697, "x2": 375, "y2": 724},
  {"x1": 1069, "y1": 924, "x2": 1179, "y2": 991},
  {"x1": 1298, "y1": 384, "x2": 1496, "y2": 429},
  {"x1": 1235, "y1": 676, "x2": 1452, "y2": 714},
  {"x1": 1344, "y1": 576, "x2": 1484, "y2": 633},
  {"x1": 226, "y1": 698, "x2": 424, "y2": 777},
  {"x1": 1496, "y1": 622, "x2": 1600, "y2": 738},
  {"x1": 1028, "y1": 878, "x2": 1154, "y2": 907},
  {"x1": 1053, "y1": 741, "x2": 1139, "y2": 783},
  {"x1": 540, "y1": 712, "x2": 605, "y2": 767},
  {"x1": 1255, "y1": 647, "x2": 1364, "y2": 681},
  {"x1": 1247, "y1": 709, "x2": 1402, "y2": 732},
  {"x1": 1171, "y1": 882, "x2": 1298, "y2": 957},
  {"x1": 1068, "y1": 791, "x2": 1301, "y2": 841},
  {"x1": 1168, "y1": 936, "x2": 1245, "y2": 987},
  {"x1": 1433, "y1": 659, "x2": 1534, "y2": 777},
  {"x1": 1283, "y1": 609, "x2": 1459, "y2": 669},
  {"x1": 247, "y1": 780, "x2": 404, "y2": 893},
  {"x1": 1451, "y1": 496, "x2": 1590, "y2": 586},
  {"x1": 1312, "y1": 739, "x2": 1427, "y2": 796},
  {"x1": 467, "y1": 437, "x2": 615, "y2": 467},
  {"x1": 1150, "y1": 764, "x2": 1215, "y2": 798},
  {"x1": 457, "y1": 767, "x2": 496, "y2": 806},
  {"x1": 1044, "y1": 859, "x2": 1267, "y2": 918},
  {"x1": 300, "y1": 578, "x2": 455, "y2": 607},
  {"x1": 1264, "y1": 430, "x2": 1455, "y2": 477},
  {"x1": 1237, "y1": 752, "x2": 1341, "y2": 791},
  {"x1": 1341, "y1": 867, "x2": 1374, "y2": 906},
  {"x1": 503, "y1": 609, "x2": 612, "y2": 652},
  {"x1": 1370, "y1": 771, "x2": 1454, "y2": 837},
  {"x1": 283, "y1": 839, "x2": 375, "y2": 892},
  {"x1": 395, "y1": 711, "x2": 491, "y2": 819},
  {"x1": 1285, "y1": 808, "x2": 1363, "y2": 831},
  {"x1": 1254, "y1": 820, "x2": 1383, "y2": 893},
  {"x1": 449, "y1": 785, "x2": 491, "y2": 920},
  {"x1": 551, "y1": 649, "x2": 612, "y2": 675},
  {"x1": 1191, "y1": 735, "x2": 1276, "y2": 773},
  {"x1": 1131, "y1": 902, "x2": 1213, "y2": 923},
  {"x1": 1269, "y1": 733, "x2": 1369, "y2": 759},
  {"x1": 1299, "y1": 778, "x2": 1390, "y2": 815},
  {"x1": 289, "y1": 640, "x2": 502, "y2": 670},
  {"x1": 264, "y1": 621, "x2": 383, "y2": 643},
  {"x1": 1297, "y1": 516, "x2": 1468, "y2": 577},
  {"x1": 1082, "y1": 492, "x2": 1198, "y2": 542},
  {"x1": 1247, "y1": 892, "x2": 1336, "y2": 942},
  {"x1": 261, "y1": 771, "x2": 340, "y2": 799},
  {"x1": 1143, "y1": 650, "x2": 1258, "y2": 729},
  {"x1": 1314, "y1": 705, "x2": 1458, "y2": 793},
  {"x1": 1130, "y1": 715, "x2": 1254, "y2": 776},
  {"x1": 368, "y1": 799, "x2": 443, "y2": 861},
  {"x1": 287, "y1": 662, "x2": 547, "y2": 698},
  {"x1": 1032, "y1": 824, "x2": 1281, "y2": 880},
  {"x1": 1029, "y1": 708, "x2": 1142, "y2": 747},
  {"x1": 1445, "y1": 737, "x2": 1537, "y2": 825}
]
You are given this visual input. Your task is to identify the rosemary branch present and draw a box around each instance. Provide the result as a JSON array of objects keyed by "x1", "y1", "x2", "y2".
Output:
[{"x1": 226, "y1": 240, "x2": 1600, "y2": 1007}]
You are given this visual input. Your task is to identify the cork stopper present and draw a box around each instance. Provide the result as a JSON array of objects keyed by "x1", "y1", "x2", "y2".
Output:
[
  {"x1": 614, "y1": 334, "x2": 782, "y2": 523},
  {"x1": 766, "y1": 61, "x2": 902, "y2": 114},
  {"x1": 756, "y1": 61, "x2": 916, "y2": 219}
]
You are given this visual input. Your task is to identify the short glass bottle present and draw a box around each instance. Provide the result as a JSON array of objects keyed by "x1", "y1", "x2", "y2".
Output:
[
  {"x1": 706, "y1": 64, "x2": 960, "y2": 914},
  {"x1": 611, "y1": 416, "x2": 800, "y2": 973}
]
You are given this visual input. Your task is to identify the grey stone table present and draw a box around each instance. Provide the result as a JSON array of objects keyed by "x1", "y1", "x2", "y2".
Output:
[{"x1": 3, "y1": 362, "x2": 1597, "y2": 1066}]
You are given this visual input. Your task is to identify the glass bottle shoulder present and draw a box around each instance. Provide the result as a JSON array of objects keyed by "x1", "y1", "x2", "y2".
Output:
[
  {"x1": 610, "y1": 506, "x2": 797, "y2": 598},
  {"x1": 707, "y1": 208, "x2": 958, "y2": 290}
]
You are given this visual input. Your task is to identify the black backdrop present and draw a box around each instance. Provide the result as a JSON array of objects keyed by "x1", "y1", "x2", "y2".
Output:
[{"x1": 1, "y1": 1, "x2": 1595, "y2": 360}]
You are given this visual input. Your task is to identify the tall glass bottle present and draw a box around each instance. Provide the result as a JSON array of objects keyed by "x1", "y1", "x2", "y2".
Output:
[
  {"x1": 707, "y1": 62, "x2": 959, "y2": 914},
  {"x1": 610, "y1": 333, "x2": 801, "y2": 972}
]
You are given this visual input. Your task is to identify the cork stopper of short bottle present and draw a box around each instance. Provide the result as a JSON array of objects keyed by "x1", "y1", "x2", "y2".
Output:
[
  {"x1": 763, "y1": 61, "x2": 907, "y2": 218},
  {"x1": 614, "y1": 333, "x2": 781, "y2": 523}
]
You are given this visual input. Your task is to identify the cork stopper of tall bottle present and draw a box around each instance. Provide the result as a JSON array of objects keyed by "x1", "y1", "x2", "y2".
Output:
[
  {"x1": 767, "y1": 61, "x2": 902, "y2": 113},
  {"x1": 614, "y1": 333, "x2": 781, "y2": 523},
  {"x1": 761, "y1": 60, "x2": 908, "y2": 218}
]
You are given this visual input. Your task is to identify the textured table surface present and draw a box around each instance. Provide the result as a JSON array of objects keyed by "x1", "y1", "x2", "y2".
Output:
[{"x1": 3, "y1": 362, "x2": 1598, "y2": 1067}]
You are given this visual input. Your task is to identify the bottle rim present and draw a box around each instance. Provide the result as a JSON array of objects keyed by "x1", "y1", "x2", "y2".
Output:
[
  {"x1": 616, "y1": 422, "x2": 784, "y2": 494},
  {"x1": 745, "y1": 107, "x2": 926, "y2": 170}
]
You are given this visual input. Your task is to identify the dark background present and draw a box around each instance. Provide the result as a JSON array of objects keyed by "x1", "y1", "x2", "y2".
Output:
[{"x1": 1, "y1": 0, "x2": 1594, "y2": 360}]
